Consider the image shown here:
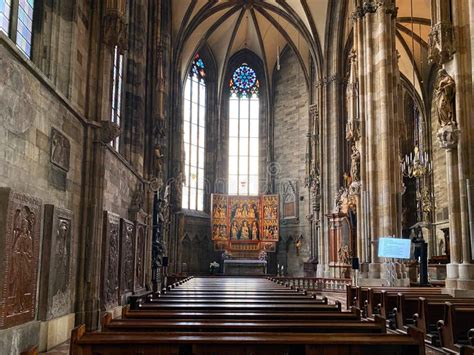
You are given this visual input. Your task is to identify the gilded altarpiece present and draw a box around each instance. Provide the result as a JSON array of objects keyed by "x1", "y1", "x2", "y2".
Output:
[
  {"x1": 39, "y1": 205, "x2": 74, "y2": 320},
  {"x1": 101, "y1": 211, "x2": 120, "y2": 311},
  {"x1": 211, "y1": 194, "x2": 279, "y2": 256},
  {"x1": 0, "y1": 188, "x2": 42, "y2": 329},
  {"x1": 119, "y1": 219, "x2": 135, "y2": 295}
]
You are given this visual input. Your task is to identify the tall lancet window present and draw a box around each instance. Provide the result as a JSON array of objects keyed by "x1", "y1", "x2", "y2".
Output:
[
  {"x1": 1, "y1": 0, "x2": 35, "y2": 58},
  {"x1": 228, "y1": 63, "x2": 259, "y2": 195},
  {"x1": 182, "y1": 53, "x2": 206, "y2": 211},
  {"x1": 110, "y1": 45, "x2": 124, "y2": 151}
]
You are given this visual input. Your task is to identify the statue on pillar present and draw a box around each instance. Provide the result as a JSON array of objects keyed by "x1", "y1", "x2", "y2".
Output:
[
  {"x1": 350, "y1": 144, "x2": 361, "y2": 182},
  {"x1": 435, "y1": 69, "x2": 456, "y2": 127},
  {"x1": 435, "y1": 70, "x2": 459, "y2": 149}
]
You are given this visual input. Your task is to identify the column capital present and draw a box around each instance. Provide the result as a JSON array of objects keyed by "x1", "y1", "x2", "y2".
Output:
[{"x1": 437, "y1": 123, "x2": 460, "y2": 150}]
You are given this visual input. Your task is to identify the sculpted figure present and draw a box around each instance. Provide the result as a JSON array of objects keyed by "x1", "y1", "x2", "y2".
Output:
[
  {"x1": 435, "y1": 69, "x2": 456, "y2": 127},
  {"x1": 350, "y1": 144, "x2": 360, "y2": 182},
  {"x1": 9, "y1": 207, "x2": 35, "y2": 314}
]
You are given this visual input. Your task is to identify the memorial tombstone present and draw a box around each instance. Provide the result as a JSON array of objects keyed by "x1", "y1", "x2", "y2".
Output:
[
  {"x1": 134, "y1": 222, "x2": 147, "y2": 293},
  {"x1": 39, "y1": 205, "x2": 74, "y2": 320},
  {"x1": 120, "y1": 219, "x2": 135, "y2": 295},
  {"x1": 101, "y1": 211, "x2": 120, "y2": 310},
  {"x1": 0, "y1": 188, "x2": 42, "y2": 329}
]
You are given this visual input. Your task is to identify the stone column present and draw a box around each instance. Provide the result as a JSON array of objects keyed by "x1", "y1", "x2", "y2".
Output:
[
  {"x1": 430, "y1": 0, "x2": 474, "y2": 293},
  {"x1": 352, "y1": 0, "x2": 407, "y2": 286},
  {"x1": 437, "y1": 124, "x2": 462, "y2": 288}
]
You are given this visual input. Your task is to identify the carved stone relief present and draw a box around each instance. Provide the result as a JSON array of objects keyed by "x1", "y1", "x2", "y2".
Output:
[
  {"x1": 0, "y1": 188, "x2": 42, "y2": 329},
  {"x1": 281, "y1": 180, "x2": 299, "y2": 222},
  {"x1": 120, "y1": 219, "x2": 135, "y2": 294},
  {"x1": 39, "y1": 205, "x2": 73, "y2": 320},
  {"x1": 101, "y1": 211, "x2": 120, "y2": 310},
  {"x1": 134, "y1": 222, "x2": 147, "y2": 292},
  {"x1": 0, "y1": 56, "x2": 36, "y2": 135},
  {"x1": 50, "y1": 128, "x2": 71, "y2": 172}
]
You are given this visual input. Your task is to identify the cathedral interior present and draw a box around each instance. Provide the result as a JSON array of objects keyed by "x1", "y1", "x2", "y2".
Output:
[{"x1": 0, "y1": 0, "x2": 474, "y2": 354}]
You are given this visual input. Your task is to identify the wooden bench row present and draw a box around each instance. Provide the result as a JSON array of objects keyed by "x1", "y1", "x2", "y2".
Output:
[{"x1": 70, "y1": 277, "x2": 426, "y2": 355}]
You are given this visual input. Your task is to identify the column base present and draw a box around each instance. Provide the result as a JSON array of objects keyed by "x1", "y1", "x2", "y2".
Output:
[
  {"x1": 444, "y1": 263, "x2": 474, "y2": 295},
  {"x1": 357, "y1": 262, "x2": 410, "y2": 287},
  {"x1": 38, "y1": 313, "x2": 75, "y2": 351}
]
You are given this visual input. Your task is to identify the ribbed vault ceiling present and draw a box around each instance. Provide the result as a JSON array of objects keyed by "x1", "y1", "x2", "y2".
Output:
[
  {"x1": 173, "y1": 0, "x2": 432, "y2": 102},
  {"x1": 172, "y1": 0, "x2": 328, "y2": 93}
]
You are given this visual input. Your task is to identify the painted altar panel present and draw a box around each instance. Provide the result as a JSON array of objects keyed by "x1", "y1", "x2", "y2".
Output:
[
  {"x1": 262, "y1": 195, "x2": 279, "y2": 241},
  {"x1": 228, "y1": 196, "x2": 260, "y2": 241},
  {"x1": 211, "y1": 194, "x2": 279, "y2": 254},
  {"x1": 211, "y1": 194, "x2": 228, "y2": 241},
  {"x1": 0, "y1": 188, "x2": 42, "y2": 329}
]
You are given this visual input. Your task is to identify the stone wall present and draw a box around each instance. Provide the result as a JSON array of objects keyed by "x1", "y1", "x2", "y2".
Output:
[
  {"x1": 272, "y1": 47, "x2": 310, "y2": 276},
  {"x1": 0, "y1": 38, "x2": 84, "y2": 354},
  {"x1": 103, "y1": 149, "x2": 143, "y2": 217},
  {"x1": 431, "y1": 87, "x2": 449, "y2": 251},
  {"x1": 178, "y1": 212, "x2": 216, "y2": 274}
]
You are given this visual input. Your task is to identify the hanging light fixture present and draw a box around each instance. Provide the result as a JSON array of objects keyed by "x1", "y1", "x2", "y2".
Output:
[{"x1": 400, "y1": 0, "x2": 432, "y2": 180}]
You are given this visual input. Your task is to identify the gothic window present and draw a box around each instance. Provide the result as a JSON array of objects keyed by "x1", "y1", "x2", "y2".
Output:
[
  {"x1": 228, "y1": 63, "x2": 259, "y2": 195},
  {"x1": 1, "y1": 0, "x2": 35, "y2": 58},
  {"x1": 182, "y1": 53, "x2": 206, "y2": 211},
  {"x1": 110, "y1": 45, "x2": 124, "y2": 151}
]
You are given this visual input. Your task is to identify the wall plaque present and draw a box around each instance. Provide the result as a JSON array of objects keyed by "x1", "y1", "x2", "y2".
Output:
[
  {"x1": 134, "y1": 222, "x2": 147, "y2": 293},
  {"x1": 281, "y1": 180, "x2": 298, "y2": 221},
  {"x1": 39, "y1": 205, "x2": 73, "y2": 320},
  {"x1": 120, "y1": 219, "x2": 135, "y2": 294},
  {"x1": 50, "y1": 128, "x2": 70, "y2": 172},
  {"x1": 101, "y1": 211, "x2": 120, "y2": 310},
  {"x1": 0, "y1": 188, "x2": 42, "y2": 329}
]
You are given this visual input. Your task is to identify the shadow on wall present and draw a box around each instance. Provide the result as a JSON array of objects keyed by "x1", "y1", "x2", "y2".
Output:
[{"x1": 180, "y1": 234, "x2": 214, "y2": 274}]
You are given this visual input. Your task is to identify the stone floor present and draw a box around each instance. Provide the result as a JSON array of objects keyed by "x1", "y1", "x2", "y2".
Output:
[{"x1": 39, "y1": 341, "x2": 69, "y2": 355}]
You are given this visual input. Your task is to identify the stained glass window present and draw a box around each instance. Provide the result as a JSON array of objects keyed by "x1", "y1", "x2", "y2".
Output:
[
  {"x1": 228, "y1": 63, "x2": 259, "y2": 195},
  {"x1": 182, "y1": 53, "x2": 206, "y2": 211},
  {"x1": 1, "y1": 0, "x2": 35, "y2": 58},
  {"x1": 230, "y1": 63, "x2": 260, "y2": 98},
  {"x1": 0, "y1": 0, "x2": 12, "y2": 35},
  {"x1": 110, "y1": 45, "x2": 124, "y2": 151},
  {"x1": 16, "y1": 0, "x2": 34, "y2": 57}
]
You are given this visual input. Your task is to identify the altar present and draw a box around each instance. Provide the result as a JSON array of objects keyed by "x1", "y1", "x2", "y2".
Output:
[{"x1": 223, "y1": 259, "x2": 267, "y2": 275}]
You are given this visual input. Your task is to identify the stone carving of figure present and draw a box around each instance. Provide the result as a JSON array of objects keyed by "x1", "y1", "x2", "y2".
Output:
[
  {"x1": 350, "y1": 144, "x2": 360, "y2": 182},
  {"x1": 251, "y1": 221, "x2": 259, "y2": 240},
  {"x1": 131, "y1": 183, "x2": 144, "y2": 212},
  {"x1": 105, "y1": 226, "x2": 119, "y2": 306},
  {"x1": 9, "y1": 207, "x2": 35, "y2": 314},
  {"x1": 153, "y1": 146, "x2": 164, "y2": 177},
  {"x1": 334, "y1": 187, "x2": 346, "y2": 213},
  {"x1": 53, "y1": 219, "x2": 70, "y2": 294},
  {"x1": 295, "y1": 235, "x2": 303, "y2": 256},
  {"x1": 240, "y1": 220, "x2": 250, "y2": 240},
  {"x1": 230, "y1": 221, "x2": 239, "y2": 240},
  {"x1": 435, "y1": 69, "x2": 455, "y2": 127}
]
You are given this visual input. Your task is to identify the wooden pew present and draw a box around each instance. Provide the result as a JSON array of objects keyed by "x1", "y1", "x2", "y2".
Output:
[
  {"x1": 134, "y1": 300, "x2": 340, "y2": 312},
  {"x1": 395, "y1": 294, "x2": 473, "y2": 333},
  {"x1": 367, "y1": 287, "x2": 441, "y2": 318},
  {"x1": 102, "y1": 312, "x2": 387, "y2": 334},
  {"x1": 413, "y1": 297, "x2": 474, "y2": 345},
  {"x1": 122, "y1": 305, "x2": 361, "y2": 321},
  {"x1": 438, "y1": 303, "x2": 474, "y2": 353},
  {"x1": 71, "y1": 325, "x2": 425, "y2": 355}
]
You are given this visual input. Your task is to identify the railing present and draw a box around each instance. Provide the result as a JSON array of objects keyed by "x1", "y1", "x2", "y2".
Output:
[{"x1": 271, "y1": 277, "x2": 351, "y2": 293}]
